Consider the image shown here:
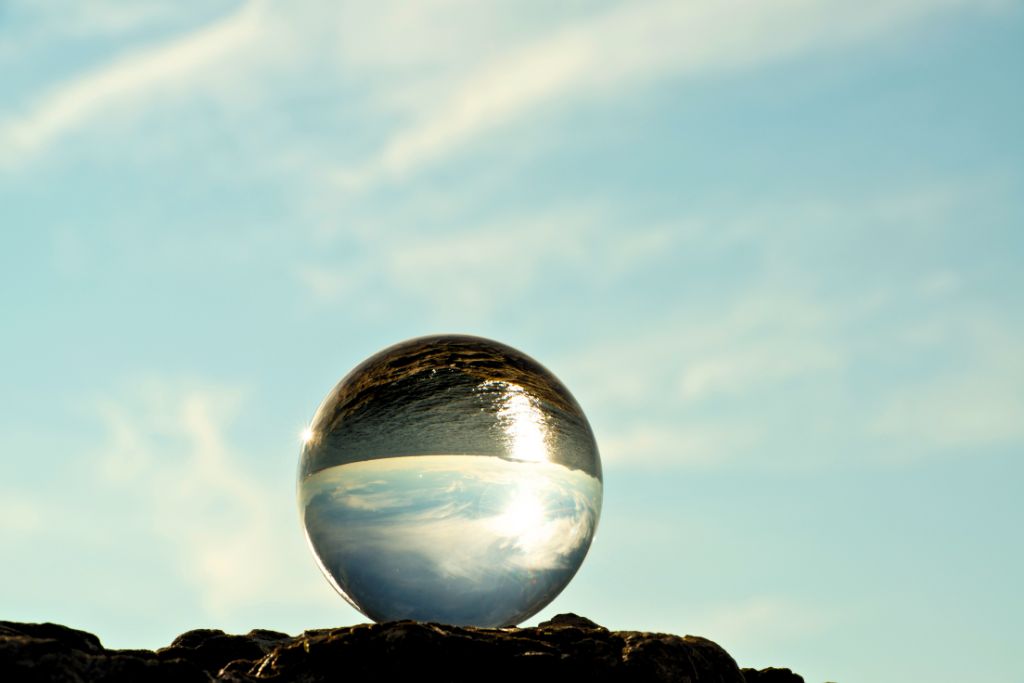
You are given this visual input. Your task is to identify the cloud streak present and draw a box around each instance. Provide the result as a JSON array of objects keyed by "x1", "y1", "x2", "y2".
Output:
[
  {"x1": 1, "y1": 0, "x2": 996, "y2": 173},
  {"x1": 93, "y1": 378, "x2": 323, "y2": 617},
  {"x1": 0, "y1": 2, "x2": 263, "y2": 162},
  {"x1": 334, "y1": 0, "x2": 988, "y2": 188},
  {"x1": 870, "y1": 317, "x2": 1024, "y2": 454},
  {"x1": 294, "y1": 205, "x2": 600, "y2": 320}
]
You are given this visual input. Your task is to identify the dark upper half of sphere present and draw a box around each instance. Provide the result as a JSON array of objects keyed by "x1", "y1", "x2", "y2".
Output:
[{"x1": 300, "y1": 335, "x2": 601, "y2": 480}]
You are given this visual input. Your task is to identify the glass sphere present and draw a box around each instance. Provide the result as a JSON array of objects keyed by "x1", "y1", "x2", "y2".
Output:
[{"x1": 298, "y1": 334, "x2": 602, "y2": 627}]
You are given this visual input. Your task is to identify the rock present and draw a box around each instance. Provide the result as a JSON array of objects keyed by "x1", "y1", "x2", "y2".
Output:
[
  {"x1": 537, "y1": 612, "x2": 605, "y2": 630},
  {"x1": 157, "y1": 629, "x2": 270, "y2": 676},
  {"x1": 0, "y1": 615, "x2": 811, "y2": 682},
  {"x1": 742, "y1": 666, "x2": 806, "y2": 682},
  {"x1": 0, "y1": 621, "x2": 208, "y2": 683},
  {"x1": 0, "y1": 620, "x2": 103, "y2": 653}
]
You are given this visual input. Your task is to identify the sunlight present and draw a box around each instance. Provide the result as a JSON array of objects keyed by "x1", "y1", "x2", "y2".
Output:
[
  {"x1": 495, "y1": 384, "x2": 549, "y2": 463},
  {"x1": 490, "y1": 487, "x2": 545, "y2": 539}
]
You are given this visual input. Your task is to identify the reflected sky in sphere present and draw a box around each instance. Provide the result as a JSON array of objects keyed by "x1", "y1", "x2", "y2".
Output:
[{"x1": 298, "y1": 335, "x2": 602, "y2": 626}]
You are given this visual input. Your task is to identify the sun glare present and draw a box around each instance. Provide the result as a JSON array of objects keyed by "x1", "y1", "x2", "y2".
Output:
[
  {"x1": 495, "y1": 384, "x2": 549, "y2": 463},
  {"x1": 491, "y1": 488, "x2": 545, "y2": 539}
]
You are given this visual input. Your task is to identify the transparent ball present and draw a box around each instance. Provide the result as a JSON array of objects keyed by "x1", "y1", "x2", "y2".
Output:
[{"x1": 298, "y1": 334, "x2": 602, "y2": 627}]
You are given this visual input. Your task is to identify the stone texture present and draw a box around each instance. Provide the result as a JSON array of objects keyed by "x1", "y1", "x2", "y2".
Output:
[
  {"x1": 741, "y1": 667, "x2": 807, "y2": 683},
  {"x1": 0, "y1": 615, "x2": 810, "y2": 682}
]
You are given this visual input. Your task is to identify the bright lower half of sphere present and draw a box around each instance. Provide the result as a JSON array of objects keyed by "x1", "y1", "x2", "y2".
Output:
[{"x1": 297, "y1": 335, "x2": 603, "y2": 627}]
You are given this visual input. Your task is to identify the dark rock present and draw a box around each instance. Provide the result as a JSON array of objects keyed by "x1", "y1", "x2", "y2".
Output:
[
  {"x1": 0, "y1": 620, "x2": 103, "y2": 653},
  {"x1": 0, "y1": 615, "x2": 811, "y2": 682},
  {"x1": 157, "y1": 628, "x2": 266, "y2": 674},
  {"x1": 537, "y1": 612, "x2": 605, "y2": 630},
  {"x1": 742, "y1": 666, "x2": 806, "y2": 682},
  {"x1": 0, "y1": 621, "x2": 204, "y2": 682},
  {"x1": 242, "y1": 629, "x2": 292, "y2": 652}
]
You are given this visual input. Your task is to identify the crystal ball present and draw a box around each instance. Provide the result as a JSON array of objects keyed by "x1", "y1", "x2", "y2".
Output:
[{"x1": 298, "y1": 334, "x2": 602, "y2": 626}]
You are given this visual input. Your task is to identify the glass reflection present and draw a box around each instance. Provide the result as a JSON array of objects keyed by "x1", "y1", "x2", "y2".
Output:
[
  {"x1": 301, "y1": 455, "x2": 600, "y2": 626},
  {"x1": 298, "y1": 335, "x2": 602, "y2": 627}
]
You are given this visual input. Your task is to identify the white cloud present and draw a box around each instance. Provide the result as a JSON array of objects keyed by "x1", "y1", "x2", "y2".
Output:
[
  {"x1": 599, "y1": 422, "x2": 758, "y2": 469},
  {"x1": 591, "y1": 302, "x2": 1024, "y2": 472},
  {"x1": 295, "y1": 206, "x2": 600, "y2": 319},
  {"x1": 2, "y1": 0, "x2": 997, "y2": 173},
  {"x1": 335, "y1": 0, "x2": 989, "y2": 188},
  {"x1": 570, "y1": 290, "x2": 843, "y2": 469},
  {"x1": 0, "y1": 1, "x2": 264, "y2": 161},
  {"x1": 10, "y1": 0, "x2": 194, "y2": 37},
  {"x1": 569, "y1": 294, "x2": 839, "y2": 471},
  {"x1": 553, "y1": 178, "x2": 1024, "y2": 470},
  {"x1": 676, "y1": 300, "x2": 843, "y2": 402},
  {"x1": 870, "y1": 319, "x2": 1024, "y2": 453},
  {"x1": 569, "y1": 290, "x2": 842, "y2": 404},
  {"x1": 582, "y1": 288, "x2": 1024, "y2": 470},
  {"x1": 92, "y1": 378, "x2": 324, "y2": 616}
]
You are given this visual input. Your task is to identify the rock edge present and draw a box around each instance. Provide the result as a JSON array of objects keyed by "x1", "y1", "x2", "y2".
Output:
[{"x1": 1, "y1": 613, "x2": 805, "y2": 682}]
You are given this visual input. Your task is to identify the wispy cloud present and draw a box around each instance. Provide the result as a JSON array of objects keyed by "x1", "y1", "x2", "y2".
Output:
[
  {"x1": 599, "y1": 422, "x2": 759, "y2": 469},
  {"x1": 570, "y1": 290, "x2": 843, "y2": 468},
  {"x1": 92, "y1": 377, "x2": 323, "y2": 616},
  {"x1": 3, "y1": 0, "x2": 992, "y2": 174},
  {"x1": 551, "y1": 175, "x2": 1024, "y2": 470},
  {"x1": 6, "y1": 0, "x2": 195, "y2": 38},
  {"x1": 294, "y1": 205, "x2": 600, "y2": 319},
  {"x1": 675, "y1": 300, "x2": 843, "y2": 402},
  {"x1": 289, "y1": 176, "x2": 1024, "y2": 472},
  {"x1": 870, "y1": 317, "x2": 1024, "y2": 454},
  {"x1": 0, "y1": 2, "x2": 263, "y2": 162},
  {"x1": 587, "y1": 289, "x2": 1024, "y2": 470},
  {"x1": 334, "y1": 0, "x2": 988, "y2": 189}
]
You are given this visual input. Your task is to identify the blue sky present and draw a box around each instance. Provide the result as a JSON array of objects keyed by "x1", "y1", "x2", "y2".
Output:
[{"x1": 1, "y1": 1, "x2": 1022, "y2": 681}]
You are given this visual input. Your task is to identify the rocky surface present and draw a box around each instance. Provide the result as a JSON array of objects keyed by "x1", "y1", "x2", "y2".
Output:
[{"x1": 0, "y1": 613, "x2": 807, "y2": 682}]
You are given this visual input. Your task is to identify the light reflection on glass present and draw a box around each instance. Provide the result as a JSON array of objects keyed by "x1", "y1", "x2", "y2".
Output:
[
  {"x1": 490, "y1": 380, "x2": 550, "y2": 464},
  {"x1": 298, "y1": 335, "x2": 602, "y2": 627}
]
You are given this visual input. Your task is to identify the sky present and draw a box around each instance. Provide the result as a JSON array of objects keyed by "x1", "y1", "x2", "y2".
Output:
[{"x1": 1, "y1": 1, "x2": 1022, "y2": 681}]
